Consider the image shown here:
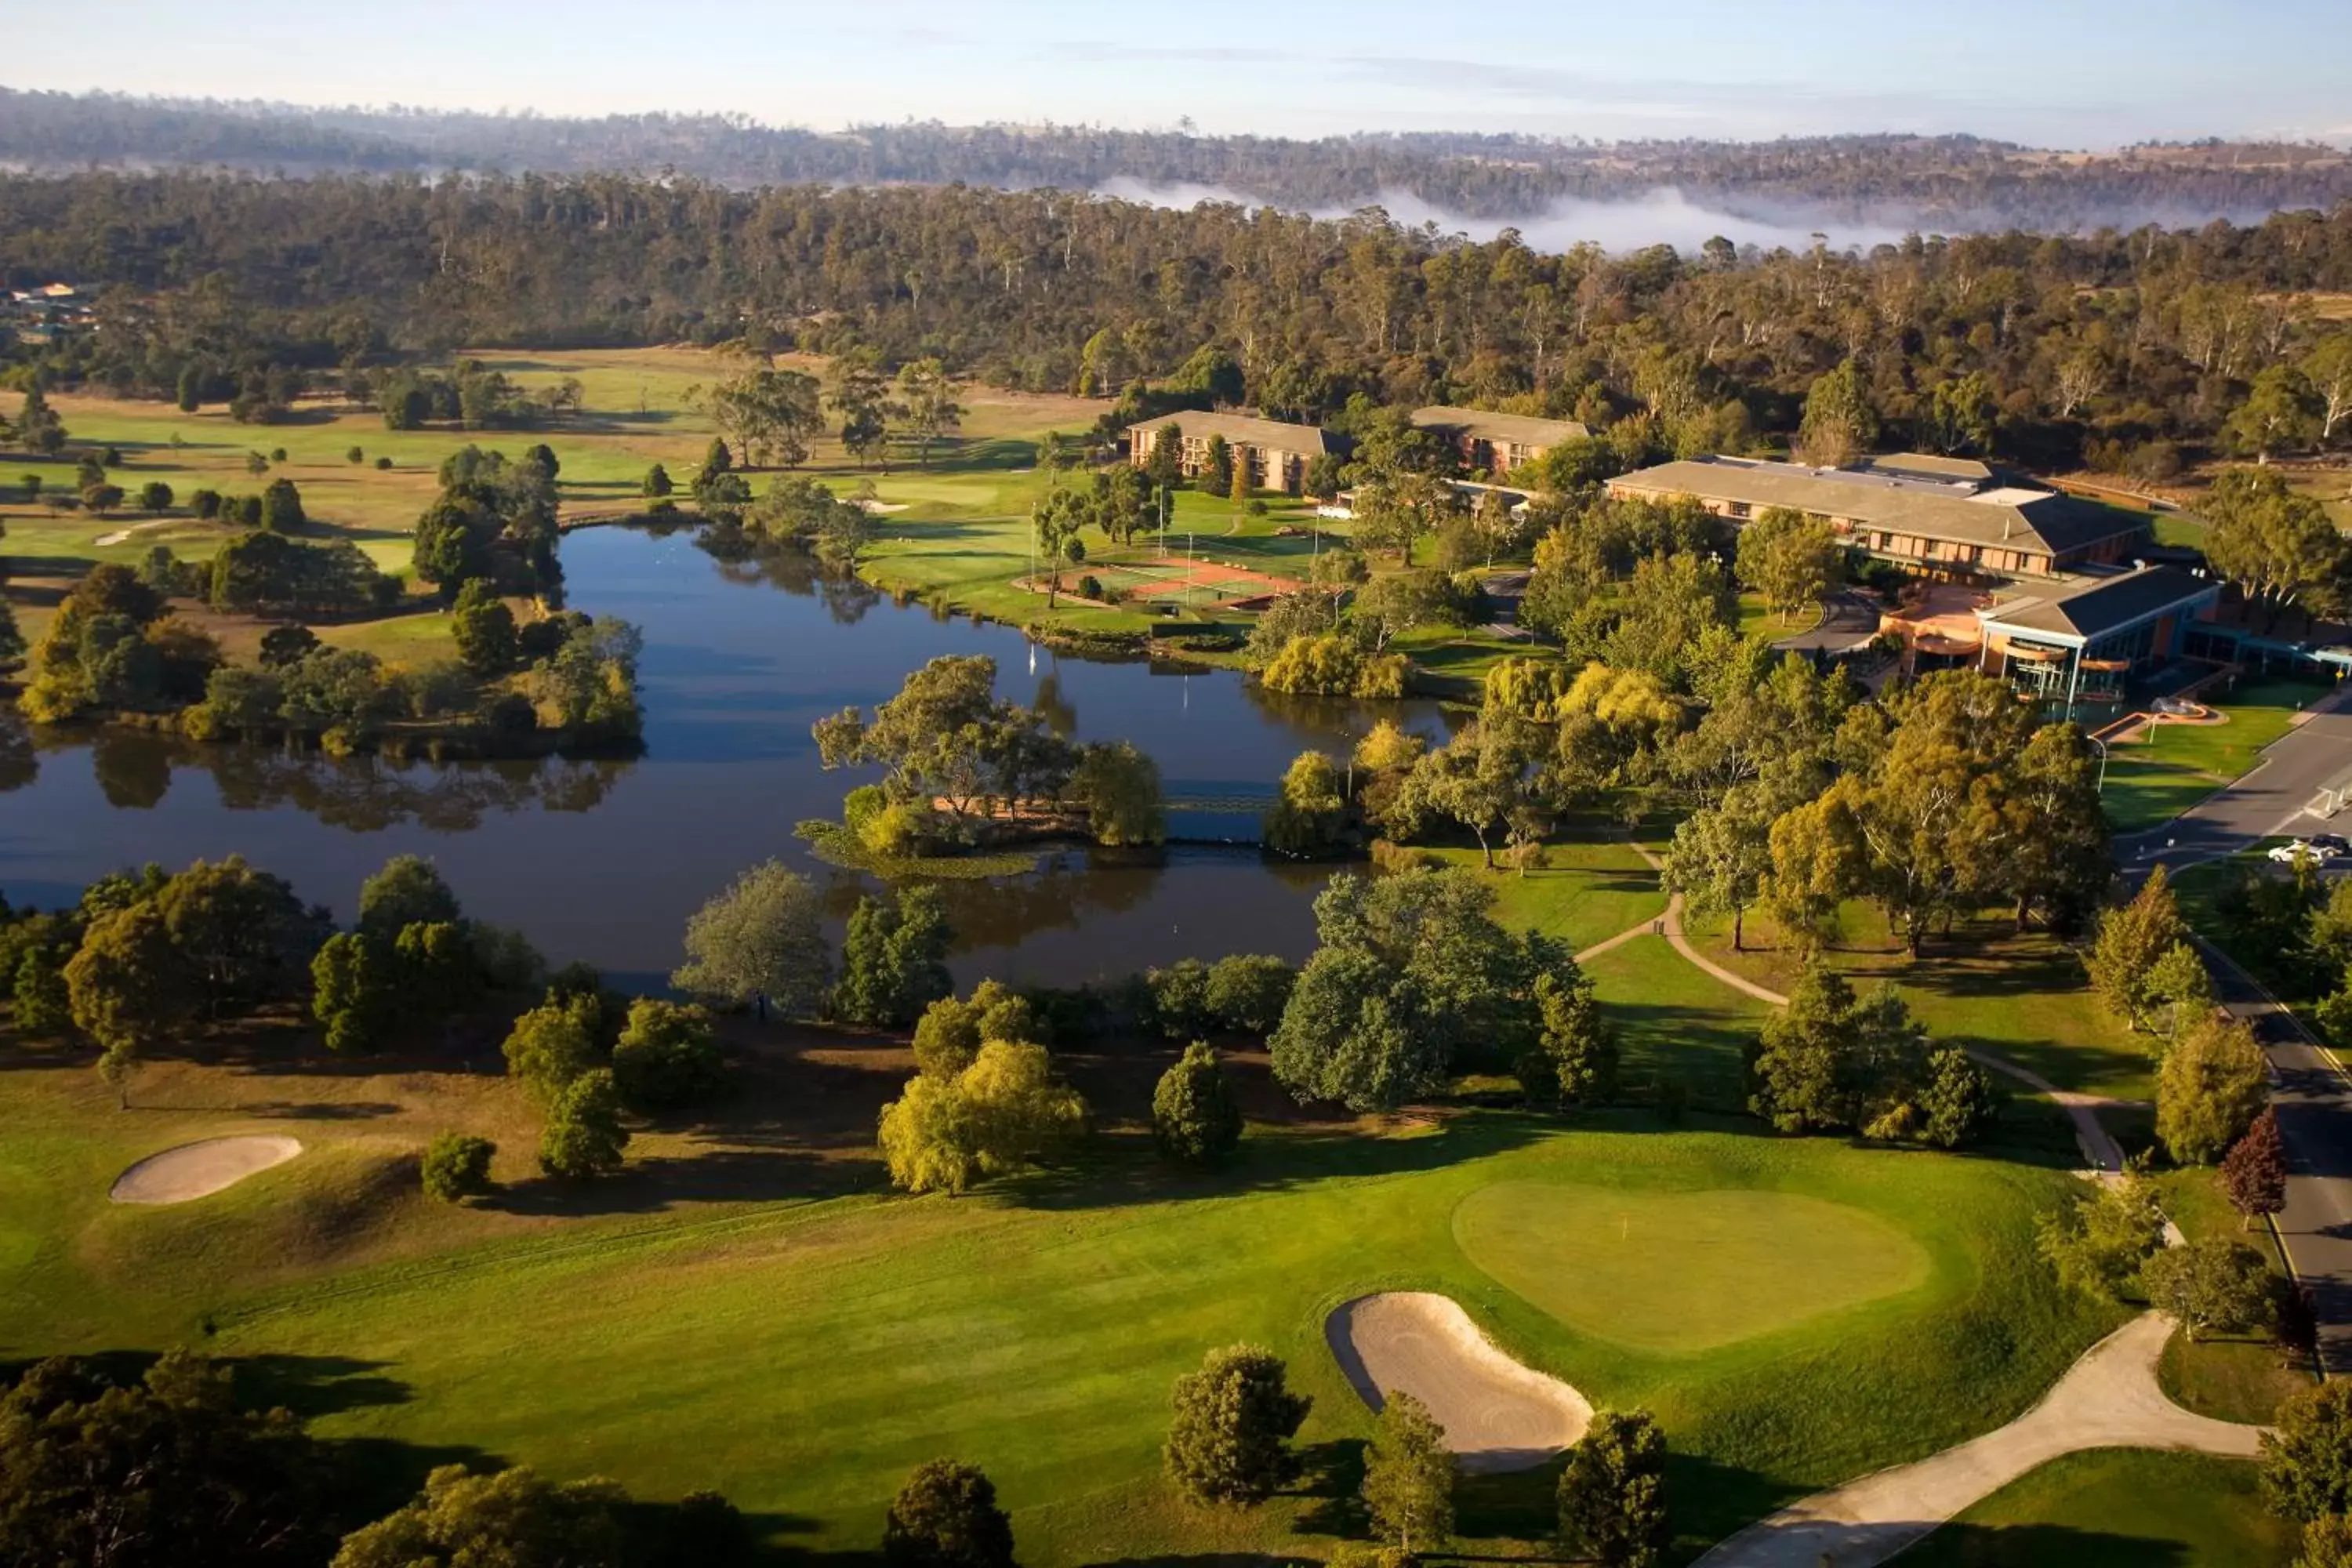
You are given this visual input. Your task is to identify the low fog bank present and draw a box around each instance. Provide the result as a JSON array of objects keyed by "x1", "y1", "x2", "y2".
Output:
[{"x1": 1094, "y1": 177, "x2": 1915, "y2": 253}]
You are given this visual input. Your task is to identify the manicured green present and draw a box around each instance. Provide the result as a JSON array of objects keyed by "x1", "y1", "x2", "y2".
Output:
[
  {"x1": 1452, "y1": 1181, "x2": 1931, "y2": 1352},
  {"x1": 1903, "y1": 1450, "x2": 2293, "y2": 1567}
]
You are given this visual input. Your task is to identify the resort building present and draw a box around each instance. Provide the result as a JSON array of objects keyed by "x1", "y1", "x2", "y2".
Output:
[
  {"x1": 1969, "y1": 565, "x2": 2224, "y2": 702},
  {"x1": 1409, "y1": 407, "x2": 1590, "y2": 476},
  {"x1": 1126, "y1": 412, "x2": 1331, "y2": 495},
  {"x1": 1606, "y1": 453, "x2": 2147, "y2": 579}
]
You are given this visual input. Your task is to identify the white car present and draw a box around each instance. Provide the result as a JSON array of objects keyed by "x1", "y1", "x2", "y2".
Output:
[{"x1": 2269, "y1": 838, "x2": 2343, "y2": 865}]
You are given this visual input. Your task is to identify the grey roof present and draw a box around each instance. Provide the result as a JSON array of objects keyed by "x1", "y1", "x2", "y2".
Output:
[
  {"x1": 1127, "y1": 410, "x2": 1331, "y2": 456},
  {"x1": 1979, "y1": 565, "x2": 2220, "y2": 641},
  {"x1": 1609, "y1": 456, "x2": 2147, "y2": 561},
  {"x1": 1860, "y1": 452, "x2": 1994, "y2": 482},
  {"x1": 1409, "y1": 406, "x2": 1590, "y2": 447}
]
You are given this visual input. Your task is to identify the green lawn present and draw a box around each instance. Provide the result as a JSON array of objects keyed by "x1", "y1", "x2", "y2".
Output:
[
  {"x1": 1583, "y1": 934, "x2": 1774, "y2": 1110},
  {"x1": 0, "y1": 1023, "x2": 2122, "y2": 1566},
  {"x1": 1903, "y1": 1450, "x2": 2293, "y2": 1567},
  {"x1": 2154, "y1": 1168, "x2": 2317, "y2": 1425},
  {"x1": 1418, "y1": 840, "x2": 1667, "y2": 955},
  {"x1": 2103, "y1": 677, "x2": 2334, "y2": 835},
  {"x1": 1682, "y1": 904, "x2": 2158, "y2": 1102}
]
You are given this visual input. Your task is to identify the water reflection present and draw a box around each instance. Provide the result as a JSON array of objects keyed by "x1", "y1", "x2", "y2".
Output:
[
  {"x1": 0, "y1": 524, "x2": 1444, "y2": 983},
  {"x1": 39, "y1": 726, "x2": 633, "y2": 832}
]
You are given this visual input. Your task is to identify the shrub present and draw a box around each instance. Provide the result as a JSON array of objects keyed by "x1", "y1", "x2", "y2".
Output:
[
  {"x1": 374, "y1": 456, "x2": 393, "y2": 470},
  {"x1": 1163, "y1": 1344, "x2": 1310, "y2": 1503},
  {"x1": 420, "y1": 1133, "x2": 496, "y2": 1202},
  {"x1": 611, "y1": 999, "x2": 729, "y2": 1111},
  {"x1": 539, "y1": 1069, "x2": 630, "y2": 1178},
  {"x1": 1152, "y1": 1042, "x2": 1242, "y2": 1163},
  {"x1": 882, "y1": 1461, "x2": 1014, "y2": 1568},
  {"x1": 1145, "y1": 958, "x2": 1214, "y2": 1038}
]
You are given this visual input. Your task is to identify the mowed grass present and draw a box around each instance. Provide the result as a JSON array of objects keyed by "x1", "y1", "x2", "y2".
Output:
[
  {"x1": 1452, "y1": 1181, "x2": 1930, "y2": 1352},
  {"x1": 1682, "y1": 903, "x2": 2159, "y2": 1102},
  {"x1": 2102, "y1": 677, "x2": 2332, "y2": 834},
  {"x1": 0, "y1": 1014, "x2": 2121, "y2": 1566},
  {"x1": 1582, "y1": 935, "x2": 1773, "y2": 1110},
  {"x1": 1903, "y1": 1450, "x2": 2293, "y2": 1567},
  {"x1": 1418, "y1": 840, "x2": 1668, "y2": 955},
  {"x1": 2154, "y1": 1168, "x2": 2318, "y2": 1425}
]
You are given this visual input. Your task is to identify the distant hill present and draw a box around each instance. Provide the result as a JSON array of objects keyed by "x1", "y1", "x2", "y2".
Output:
[{"x1": 3, "y1": 87, "x2": 2348, "y2": 233}]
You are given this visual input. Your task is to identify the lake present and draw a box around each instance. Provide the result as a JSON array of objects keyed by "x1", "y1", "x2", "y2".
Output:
[{"x1": 0, "y1": 526, "x2": 1447, "y2": 989}]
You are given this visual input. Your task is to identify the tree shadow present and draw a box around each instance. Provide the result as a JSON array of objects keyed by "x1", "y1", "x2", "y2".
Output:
[
  {"x1": 1287, "y1": 1437, "x2": 1367, "y2": 1538},
  {"x1": 999, "y1": 1112, "x2": 1550, "y2": 1213}
]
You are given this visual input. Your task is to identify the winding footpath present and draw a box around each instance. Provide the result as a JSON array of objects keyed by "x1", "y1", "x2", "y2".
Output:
[{"x1": 1605, "y1": 845, "x2": 2267, "y2": 1568}]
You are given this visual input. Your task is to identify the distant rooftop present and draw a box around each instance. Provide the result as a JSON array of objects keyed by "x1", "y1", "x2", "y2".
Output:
[
  {"x1": 1127, "y1": 409, "x2": 1330, "y2": 456},
  {"x1": 1409, "y1": 406, "x2": 1589, "y2": 448},
  {"x1": 1859, "y1": 452, "x2": 1994, "y2": 484}
]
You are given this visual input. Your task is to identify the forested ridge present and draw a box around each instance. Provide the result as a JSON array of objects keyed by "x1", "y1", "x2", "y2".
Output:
[
  {"x1": 6, "y1": 170, "x2": 2352, "y2": 474},
  {"x1": 5, "y1": 87, "x2": 2351, "y2": 228}
]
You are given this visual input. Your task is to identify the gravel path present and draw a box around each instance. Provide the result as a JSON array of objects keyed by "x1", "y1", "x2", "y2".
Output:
[
  {"x1": 1325, "y1": 1293, "x2": 1592, "y2": 1473},
  {"x1": 109, "y1": 1135, "x2": 303, "y2": 1203}
]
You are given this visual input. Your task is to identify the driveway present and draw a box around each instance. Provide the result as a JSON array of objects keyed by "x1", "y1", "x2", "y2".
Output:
[{"x1": 1773, "y1": 590, "x2": 1880, "y2": 656}]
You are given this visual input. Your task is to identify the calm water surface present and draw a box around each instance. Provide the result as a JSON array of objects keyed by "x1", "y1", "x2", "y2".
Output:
[{"x1": 0, "y1": 527, "x2": 1445, "y2": 988}]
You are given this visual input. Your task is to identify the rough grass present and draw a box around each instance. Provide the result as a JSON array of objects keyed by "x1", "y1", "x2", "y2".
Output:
[
  {"x1": 1452, "y1": 1180, "x2": 1930, "y2": 1352},
  {"x1": 1581, "y1": 934, "x2": 1773, "y2": 1110},
  {"x1": 1901, "y1": 1449, "x2": 2293, "y2": 1567}
]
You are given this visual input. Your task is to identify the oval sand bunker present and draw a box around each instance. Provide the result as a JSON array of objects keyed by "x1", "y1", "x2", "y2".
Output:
[
  {"x1": 1326, "y1": 1292, "x2": 1592, "y2": 1472},
  {"x1": 110, "y1": 1136, "x2": 303, "y2": 1204}
]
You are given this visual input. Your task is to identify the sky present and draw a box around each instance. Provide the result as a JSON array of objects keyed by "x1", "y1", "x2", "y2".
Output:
[{"x1": 10, "y1": 0, "x2": 2352, "y2": 148}]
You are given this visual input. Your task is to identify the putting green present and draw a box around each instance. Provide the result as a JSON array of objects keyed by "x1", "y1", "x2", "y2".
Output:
[{"x1": 1453, "y1": 1181, "x2": 1932, "y2": 1352}]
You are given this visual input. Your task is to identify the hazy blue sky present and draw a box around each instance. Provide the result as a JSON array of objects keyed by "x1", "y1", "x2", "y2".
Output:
[{"x1": 13, "y1": 0, "x2": 2350, "y2": 147}]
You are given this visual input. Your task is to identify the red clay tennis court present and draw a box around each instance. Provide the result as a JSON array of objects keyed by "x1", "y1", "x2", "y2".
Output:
[{"x1": 1021, "y1": 553, "x2": 1306, "y2": 608}]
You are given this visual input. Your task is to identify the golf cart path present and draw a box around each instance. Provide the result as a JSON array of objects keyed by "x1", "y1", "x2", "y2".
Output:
[
  {"x1": 1624, "y1": 847, "x2": 2128, "y2": 1174},
  {"x1": 1691, "y1": 1312, "x2": 2262, "y2": 1568},
  {"x1": 1611, "y1": 847, "x2": 2257, "y2": 1567}
]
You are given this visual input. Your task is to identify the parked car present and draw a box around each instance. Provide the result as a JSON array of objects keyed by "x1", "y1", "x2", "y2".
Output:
[{"x1": 2270, "y1": 838, "x2": 2344, "y2": 865}]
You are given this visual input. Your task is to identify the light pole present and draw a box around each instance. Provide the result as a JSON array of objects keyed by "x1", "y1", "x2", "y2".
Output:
[{"x1": 2087, "y1": 734, "x2": 2110, "y2": 795}]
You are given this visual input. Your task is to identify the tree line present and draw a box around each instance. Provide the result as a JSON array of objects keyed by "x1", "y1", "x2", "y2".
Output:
[
  {"x1": 6, "y1": 89, "x2": 2351, "y2": 228},
  {"x1": 5, "y1": 172, "x2": 2352, "y2": 481}
]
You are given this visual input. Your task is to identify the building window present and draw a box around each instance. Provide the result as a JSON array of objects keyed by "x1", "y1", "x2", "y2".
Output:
[{"x1": 1728, "y1": 501, "x2": 1751, "y2": 519}]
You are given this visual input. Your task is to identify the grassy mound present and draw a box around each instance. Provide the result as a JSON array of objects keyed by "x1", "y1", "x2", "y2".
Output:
[{"x1": 1452, "y1": 1181, "x2": 1930, "y2": 1352}]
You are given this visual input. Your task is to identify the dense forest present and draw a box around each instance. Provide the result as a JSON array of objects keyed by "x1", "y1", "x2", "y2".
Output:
[
  {"x1": 5, "y1": 89, "x2": 2351, "y2": 229},
  {"x1": 4, "y1": 170, "x2": 2352, "y2": 476}
]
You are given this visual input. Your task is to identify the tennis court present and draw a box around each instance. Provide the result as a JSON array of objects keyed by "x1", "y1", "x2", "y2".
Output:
[{"x1": 1023, "y1": 553, "x2": 1306, "y2": 609}]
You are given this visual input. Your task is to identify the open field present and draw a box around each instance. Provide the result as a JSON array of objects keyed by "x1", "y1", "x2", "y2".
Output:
[
  {"x1": 1417, "y1": 840, "x2": 1668, "y2": 955},
  {"x1": 0, "y1": 1007, "x2": 2122, "y2": 1563},
  {"x1": 1902, "y1": 1449, "x2": 2292, "y2": 1567}
]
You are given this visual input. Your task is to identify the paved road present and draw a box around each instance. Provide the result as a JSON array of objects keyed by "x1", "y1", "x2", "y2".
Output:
[
  {"x1": 2131, "y1": 695, "x2": 2352, "y2": 869},
  {"x1": 2127, "y1": 689, "x2": 2352, "y2": 1370},
  {"x1": 2199, "y1": 937, "x2": 2352, "y2": 1374}
]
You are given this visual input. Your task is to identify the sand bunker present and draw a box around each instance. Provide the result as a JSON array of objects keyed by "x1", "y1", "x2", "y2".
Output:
[
  {"x1": 1326, "y1": 1292, "x2": 1592, "y2": 1472},
  {"x1": 109, "y1": 1135, "x2": 303, "y2": 1204}
]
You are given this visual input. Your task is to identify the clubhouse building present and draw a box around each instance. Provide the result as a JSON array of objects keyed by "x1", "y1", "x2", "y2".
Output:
[
  {"x1": 1126, "y1": 412, "x2": 1330, "y2": 495},
  {"x1": 1605, "y1": 450, "x2": 2278, "y2": 699},
  {"x1": 1606, "y1": 452, "x2": 2145, "y2": 579}
]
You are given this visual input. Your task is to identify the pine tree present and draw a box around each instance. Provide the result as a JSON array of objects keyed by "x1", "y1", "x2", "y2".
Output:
[
  {"x1": 1557, "y1": 1410, "x2": 1670, "y2": 1568},
  {"x1": 1362, "y1": 1392, "x2": 1454, "y2": 1552}
]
